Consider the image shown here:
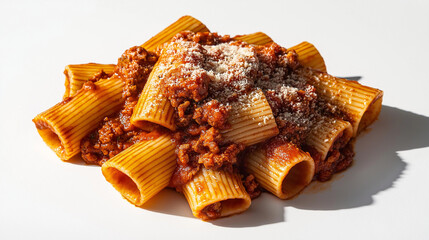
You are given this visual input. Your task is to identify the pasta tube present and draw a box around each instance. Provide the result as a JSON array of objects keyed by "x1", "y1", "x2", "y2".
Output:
[
  {"x1": 234, "y1": 32, "x2": 273, "y2": 45},
  {"x1": 305, "y1": 117, "x2": 353, "y2": 162},
  {"x1": 141, "y1": 15, "x2": 209, "y2": 52},
  {"x1": 33, "y1": 77, "x2": 124, "y2": 160},
  {"x1": 101, "y1": 134, "x2": 176, "y2": 206},
  {"x1": 130, "y1": 61, "x2": 176, "y2": 131},
  {"x1": 63, "y1": 63, "x2": 115, "y2": 98},
  {"x1": 182, "y1": 168, "x2": 251, "y2": 220},
  {"x1": 221, "y1": 89, "x2": 278, "y2": 146},
  {"x1": 289, "y1": 41, "x2": 327, "y2": 72},
  {"x1": 244, "y1": 141, "x2": 315, "y2": 199}
]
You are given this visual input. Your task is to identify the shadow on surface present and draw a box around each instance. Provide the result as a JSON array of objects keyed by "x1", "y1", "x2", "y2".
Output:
[
  {"x1": 211, "y1": 194, "x2": 286, "y2": 227},
  {"x1": 289, "y1": 105, "x2": 428, "y2": 210},
  {"x1": 224, "y1": 105, "x2": 426, "y2": 225},
  {"x1": 144, "y1": 188, "x2": 287, "y2": 227},
  {"x1": 66, "y1": 154, "x2": 99, "y2": 167},
  {"x1": 143, "y1": 188, "x2": 194, "y2": 218},
  {"x1": 339, "y1": 76, "x2": 362, "y2": 81}
]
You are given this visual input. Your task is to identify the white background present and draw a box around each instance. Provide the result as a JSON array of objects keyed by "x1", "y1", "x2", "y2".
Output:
[{"x1": 1, "y1": 0, "x2": 428, "y2": 239}]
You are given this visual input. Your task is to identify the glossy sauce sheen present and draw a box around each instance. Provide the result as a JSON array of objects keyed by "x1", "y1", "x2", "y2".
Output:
[{"x1": 265, "y1": 138, "x2": 301, "y2": 165}]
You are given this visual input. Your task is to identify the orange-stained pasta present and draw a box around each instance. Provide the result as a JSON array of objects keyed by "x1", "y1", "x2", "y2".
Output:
[
  {"x1": 182, "y1": 168, "x2": 251, "y2": 220},
  {"x1": 301, "y1": 69, "x2": 383, "y2": 136},
  {"x1": 130, "y1": 61, "x2": 177, "y2": 131},
  {"x1": 102, "y1": 134, "x2": 176, "y2": 206},
  {"x1": 221, "y1": 89, "x2": 278, "y2": 146},
  {"x1": 305, "y1": 117, "x2": 353, "y2": 162},
  {"x1": 33, "y1": 77, "x2": 124, "y2": 160},
  {"x1": 245, "y1": 140, "x2": 315, "y2": 199},
  {"x1": 234, "y1": 32, "x2": 273, "y2": 45},
  {"x1": 63, "y1": 63, "x2": 115, "y2": 98},
  {"x1": 141, "y1": 15, "x2": 210, "y2": 52},
  {"x1": 289, "y1": 41, "x2": 327, "y2": 72}
]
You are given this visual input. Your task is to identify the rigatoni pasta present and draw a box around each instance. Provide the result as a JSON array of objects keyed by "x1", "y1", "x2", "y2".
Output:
[
  {"x1": 33, "y1": 77, "x2": 124, "y2": 160},
  {"x1": 33, "y1": 15, "x2": 383, "y2": 221},
  {"x1": 301, "y1": 69, "x2": 383, "y2": 137},
  {"x1": 63, "y1": 63, "x2": 115, "y2": 98},
  {"x1": 234, "y1": 32, "x2": 273, "y2": 45},
  {"x1": 102, "y1": 134, "x2": 176, "y2": 206},
  {"x1": 304, "y1": 117, "x2": 354, "y2": 180},
  {"x1": 182, "y1": 168, "x2": 251, "y2": 220},
  {"x1": 245, "y1": 140, "x2": 315, "y2": 199},
  {"x1": 305, "y1": 117, "x2": 353, "y2": 161},
  {"x1": 130, "y1": 61, "x2": 177, "y2": 131},
  {"x1": 221, "y1": 89, "x2": 278, "y2": 146},
  {"x1": 141, "y1": 15, "x2": 210, "y2": 52},
  {"x1": 289, "y1": 41, "x2": 326, "y2": 72}
]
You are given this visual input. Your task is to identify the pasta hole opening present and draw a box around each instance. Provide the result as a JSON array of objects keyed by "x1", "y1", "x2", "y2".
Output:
[
  {"x1": 36, "y1": 128, "x2": 65, "y2": 159},
  {"x1": 281, "y1": 160, "x2": 313, "y2": 198},
  {"x1": 103, "y1": 167, "x2": 140, "y2": 204},
  {"x1": 220, "y1": 198, "x2": 247, "y2": 215},
  {"x1": 329, "y1": 124, "x2": 353, "y2": 154}
]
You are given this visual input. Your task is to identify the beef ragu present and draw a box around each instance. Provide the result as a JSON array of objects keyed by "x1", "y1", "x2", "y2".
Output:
[{"x1": 81, "y1": 32, "x2": 354, "y2": 198}]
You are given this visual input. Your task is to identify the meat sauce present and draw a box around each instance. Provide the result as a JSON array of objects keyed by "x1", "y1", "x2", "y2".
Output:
[{"x1": 79, "y1": 32, "x2": 354, "y2": 217}]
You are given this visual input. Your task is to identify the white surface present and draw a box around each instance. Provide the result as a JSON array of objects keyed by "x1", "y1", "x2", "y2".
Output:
[{"x1": 1, "y1": 0, "x2": 428, "y2": 239}]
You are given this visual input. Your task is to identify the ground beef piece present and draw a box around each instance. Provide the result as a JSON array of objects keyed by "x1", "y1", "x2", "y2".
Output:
[
  {"x1": 169, "y1": 164, "x2": 201, "y2": 189},
  {"x1": 192, "y1": 127, "x2": 221, "y2": 154},
  {"x1": 82, "y1": 80, "x2": 96, "y2": 91},
  {"x1": 285, "y1": 50, "x2": 300, "y2": 71},
  {"x1": 163, "y1": 65, "x2": 211, "y2": 107},
  {"x1": 193, "y1": 100, "x2": 231, "y2": 129},
  {"x1": 175, "y1": 101, "x2": 194, "y2": 127},
  {"x1": 198, "y1": 143, "x2": 245, "y2": 170},
  {"x1": 80, "y1": 111, "x2": 162, "y2": 166},
  {"x1": 174, "y1": 125, "x2": 244, "y2": 171},
  {"x1": 243, "y1": 174, "x2": 261, "y2": 199},
  {"x1": 200, "y1": 202, "x2": 222, "y2": 220},
  {"x1": 88, "y1": 70, "x2": 112, "y2": 82},
  {"x1": 116, "y1": 46, "x2": 158, "y2": 98},
  {"x1": 170, "y1": 122, "x2": 244, "y2": 189},
  {"x1": 335, "y1": 142, "x2": 355, "y2": 173},
  {"x1": 172, "y1": 31, "x2": 233, "y2": 46}
]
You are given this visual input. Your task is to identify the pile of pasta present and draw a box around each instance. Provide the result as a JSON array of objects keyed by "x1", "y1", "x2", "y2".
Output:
[{"x1": 33, "y1": 16, "x2": 383, "y2": 220}]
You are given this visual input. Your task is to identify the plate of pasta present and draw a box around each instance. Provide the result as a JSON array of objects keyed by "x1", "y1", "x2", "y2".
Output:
[{"x1": 32, "y1": 16, "x2": 383, "y2": 221}]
